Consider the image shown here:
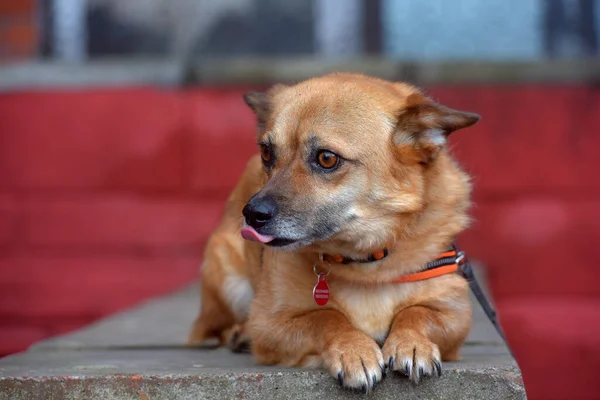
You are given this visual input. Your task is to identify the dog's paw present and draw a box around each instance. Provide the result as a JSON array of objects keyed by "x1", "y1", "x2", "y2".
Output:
[
  {"x1": 323, "y1": 331, "x2": 385, "y2": 393},
  {"x1": 382, "y1": 329, "x2": 441, "y2": 384},
  {"x1": 222, "y1": 323, "x2": 251, "y2": 353}
]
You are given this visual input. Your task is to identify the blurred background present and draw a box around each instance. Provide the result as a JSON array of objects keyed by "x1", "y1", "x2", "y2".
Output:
[{"x1": 0, "y1": 0, "x2": 599, "y2": 398}]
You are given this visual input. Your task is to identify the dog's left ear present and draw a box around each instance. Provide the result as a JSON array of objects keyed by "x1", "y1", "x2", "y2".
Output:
[{"x1": 393, "y1": 94, "x2": 480, "y2": 163}]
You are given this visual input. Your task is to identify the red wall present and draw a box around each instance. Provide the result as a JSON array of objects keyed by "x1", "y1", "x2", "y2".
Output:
[{"x1": 1, "y1": 85, "x2": 599, "y2": 399}]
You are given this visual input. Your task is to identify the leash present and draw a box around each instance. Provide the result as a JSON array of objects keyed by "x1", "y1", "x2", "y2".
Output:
[{"x1": 457, "y1": 253, "x2": 514, "y2": 357}]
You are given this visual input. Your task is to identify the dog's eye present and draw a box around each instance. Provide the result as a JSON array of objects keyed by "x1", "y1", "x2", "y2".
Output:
[
  {"x1": 316, "y1": 150, "x2": 340, "y2": 169},
  {"x1": 260, "y1": 144, "x2": 272, "y2": 165}
]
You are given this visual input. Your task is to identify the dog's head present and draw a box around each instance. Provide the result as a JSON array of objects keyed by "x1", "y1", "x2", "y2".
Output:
[{"x1": 240, "y1": 74, "x2": 479, "y2": 254}]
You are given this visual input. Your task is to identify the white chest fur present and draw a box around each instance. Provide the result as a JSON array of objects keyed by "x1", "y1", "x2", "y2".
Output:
[{"x1": 223, "y1": 274, "x2": 254, "y2": 320}]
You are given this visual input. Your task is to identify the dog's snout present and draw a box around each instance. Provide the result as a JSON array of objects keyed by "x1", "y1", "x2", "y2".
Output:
[{"x1": 243, "y1": 196, "x2": 278, "y2": 229}]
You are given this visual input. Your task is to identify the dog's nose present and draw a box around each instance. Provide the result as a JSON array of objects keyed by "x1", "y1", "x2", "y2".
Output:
[{"x1": 243, "y1": 196, "x2": 277, "y2": 229}]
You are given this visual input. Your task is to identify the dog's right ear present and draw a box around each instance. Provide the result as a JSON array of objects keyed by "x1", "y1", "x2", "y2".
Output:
[{"x1": 243, "y1": 84, "x2": 287, "y2": 130}]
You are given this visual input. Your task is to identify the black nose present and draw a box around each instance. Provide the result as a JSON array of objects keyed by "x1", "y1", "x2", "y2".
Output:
[{"x1": 242, "y1": 196, "x2": 278, "y2": 229}]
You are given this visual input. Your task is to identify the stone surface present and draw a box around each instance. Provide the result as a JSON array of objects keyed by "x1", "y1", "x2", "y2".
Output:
[
  {"x1": 0, "y1": 269, "x2": 525, "y2": 399},
  {"x1": 28, "y1": 274, "x2": 504, "y2": 350}
]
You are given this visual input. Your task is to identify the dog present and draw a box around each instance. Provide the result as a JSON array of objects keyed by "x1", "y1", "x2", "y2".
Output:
[{"x1": 188, "y1": 73, "x2": 480, "y2": 392}]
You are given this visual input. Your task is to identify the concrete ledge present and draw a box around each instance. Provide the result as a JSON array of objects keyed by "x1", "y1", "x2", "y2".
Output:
[
  {"x1": 1, "y1": 361, "x2": 523, "y2": 400},
  {"x1": 1, "y1": 58, "x2": 599, "y2": 91},
  {"x1": 0, "y1": 271, "x2": 525, "y2": 399}
]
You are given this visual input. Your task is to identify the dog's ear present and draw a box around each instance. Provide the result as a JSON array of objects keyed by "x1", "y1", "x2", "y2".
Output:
[
  {"x1": 393, "y1": 94, "x2": 480, "y2": 163},
  {"x1": 243, "y1": 91, "x2": 270, "y2": 129},
  {"x1": 243, "y1": 84, "x2": 287, "y2": 130}
]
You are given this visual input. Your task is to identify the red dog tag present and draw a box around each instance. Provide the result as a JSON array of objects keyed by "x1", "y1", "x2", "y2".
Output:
[{"x1": 313, "y1": 275, "x2": 330, "y2": 306}]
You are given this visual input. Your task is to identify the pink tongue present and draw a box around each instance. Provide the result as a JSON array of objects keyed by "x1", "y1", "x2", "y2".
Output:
[{"x1": 241, "y1": 226, "x2": 275, "y2": 243}]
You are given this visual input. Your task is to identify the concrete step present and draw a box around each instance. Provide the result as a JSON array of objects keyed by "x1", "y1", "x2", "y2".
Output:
[{"x1": 0, "y1": 272, "x2": 525, "y2": 399}]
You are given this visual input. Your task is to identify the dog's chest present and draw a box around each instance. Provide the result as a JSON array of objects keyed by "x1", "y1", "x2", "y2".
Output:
[{"x1": 331, "y1": 283, "x2": 416, "y2": 344}]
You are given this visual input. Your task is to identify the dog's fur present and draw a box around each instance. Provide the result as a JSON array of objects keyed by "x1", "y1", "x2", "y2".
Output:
[{"x1": 188, "y1": 73, "x2": 480, "y2": 391}]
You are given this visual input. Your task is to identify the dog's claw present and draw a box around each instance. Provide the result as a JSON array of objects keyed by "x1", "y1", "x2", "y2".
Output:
[
  {"x1": 418, "y1": 366, "x2": 424, "y2": 380},
  {"x1": 361, "y1": 384, "x2": 367, "y2": 394},
  {"x1": 388, "y1": 356, "x2": 394, "y2": 371},
  {"x1": 380, "y1": 363, "x2": 386, "y2": 378},
  {"x1": 434, "y1": 360, "x2": 442, "y2": 377},
  {"x1": 338, "y1": 372, "x2": 344, "y2": 386},
  {"x1": 403, "y1": 359, "x2": 412, "y2": 376}
]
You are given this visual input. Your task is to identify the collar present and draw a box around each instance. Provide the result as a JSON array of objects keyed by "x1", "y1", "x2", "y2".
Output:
[
  {"x1": 391, "y1": 245, "x2": 465, "y2": 283},
  {"x1": 322, "y1": 243, "x2": 465, "y2": 283},
  {"x1": 323, "y1": 248, "x2": 389, "y2": 264},
  {"x1": 312, "y1": 243, "x2": 468, "y2": 307}
]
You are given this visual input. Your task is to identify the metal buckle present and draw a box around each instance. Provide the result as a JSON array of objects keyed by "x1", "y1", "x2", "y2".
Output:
[{"x1": 455, "y1": 250, "x2": 465, "y2": 265}]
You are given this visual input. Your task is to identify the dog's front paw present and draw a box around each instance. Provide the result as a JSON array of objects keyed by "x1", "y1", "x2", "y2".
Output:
[
  {"x1": 382, "y1": 329, "x2": 441, "y2": 384},
  {"x1": 323, "y1": 331, "x2": 385, "y2": 393}
]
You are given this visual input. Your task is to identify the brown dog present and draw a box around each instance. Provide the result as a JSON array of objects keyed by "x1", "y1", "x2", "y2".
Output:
[{"x1": 188, "y1": 73, "x2": 480, "y2": 392}]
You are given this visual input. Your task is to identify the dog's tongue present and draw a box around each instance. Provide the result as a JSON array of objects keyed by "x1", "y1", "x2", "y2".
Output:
[{"x1": 241, "y1": 226, "x2": 275, "y2": 243}]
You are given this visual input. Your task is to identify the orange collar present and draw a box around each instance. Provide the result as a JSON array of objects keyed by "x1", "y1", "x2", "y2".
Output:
[
  {"x1": 391, "y1": 247, "x2": 464, "y2": 283},
  {"x1": 312, "y1": 244, "x2": 467, "y2": 307},
  {"x1": 323, "y1": 245, "x2": 465, "y2": 283}
]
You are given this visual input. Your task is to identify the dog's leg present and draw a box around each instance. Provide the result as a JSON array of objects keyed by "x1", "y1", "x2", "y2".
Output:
[
  {"x1": 382, "y1": 304, "x2": 471, "y2": 384},
  {"x1": 187, "y1": 283, "x2": 235, "y2": 346},
  {"x1": 250, "y1": 309, "x2": 385, "y2": 393},
  {"x1": 188, "y1": 234, "x2": 254, "y2": 349},
  {"x1": 188, "y1": 281, "x2": 253, "y2": 351}
]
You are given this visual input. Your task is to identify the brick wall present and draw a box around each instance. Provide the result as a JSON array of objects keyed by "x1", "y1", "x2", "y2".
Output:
[
  {"x1": 0, "y1": 0, "x2": 37, "y2": 59},
  {"x1": 0, "y1": 85, "x2": 599, "y2": 399}
]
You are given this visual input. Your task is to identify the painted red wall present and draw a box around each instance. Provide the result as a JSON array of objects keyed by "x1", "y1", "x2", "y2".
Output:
[{"x1": 1, "y1": 85, "x2": 599, "y2": 399}]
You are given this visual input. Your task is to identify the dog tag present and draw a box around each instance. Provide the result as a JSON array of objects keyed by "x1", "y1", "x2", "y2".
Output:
[{"x1": 313, "y1": 275, "x2": 330, "y2": 306}]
